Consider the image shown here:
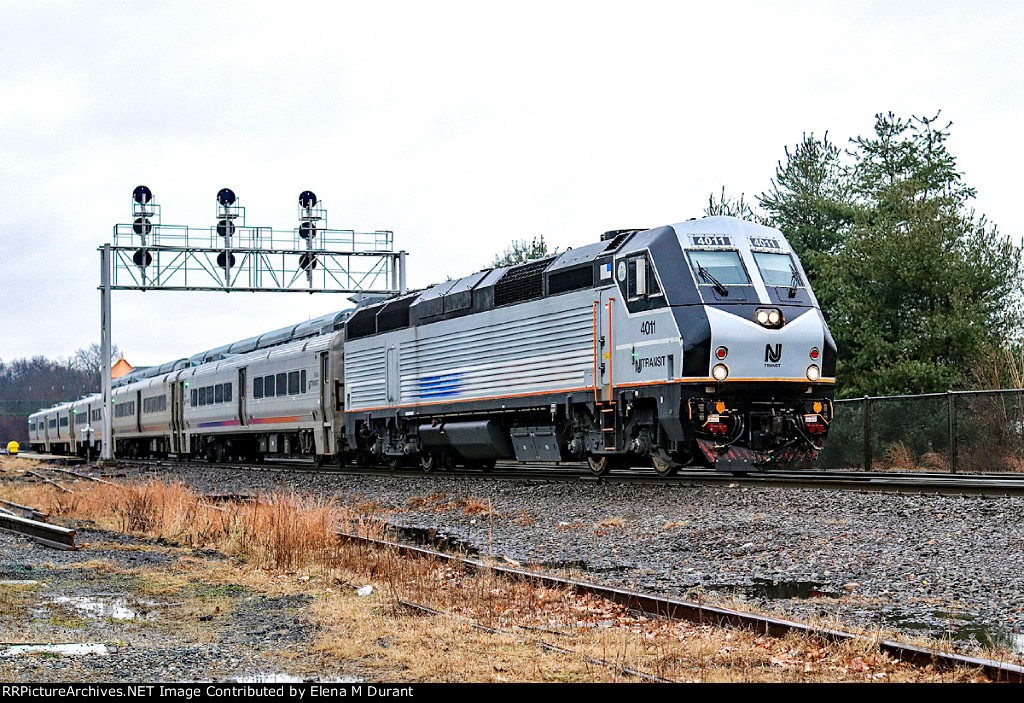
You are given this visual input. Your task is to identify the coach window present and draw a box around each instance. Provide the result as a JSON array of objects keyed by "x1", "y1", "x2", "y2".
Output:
[
  {"x1": 224, "y1": 382, "x2": 232, "y2": 402},
  {"x1": 288, "y1": 371, "x2": 299, "y2": 395},
  {"x1": 206, "y1": 386, "x2": 214, "y2": 404},
  {"x1": 191, "y1": 389, "x2": 198, "y2": 406},
  {"x1": 300, "y1": 370, "x2": 306, "y2": 393},
  {"x1": 215, "y1": 384, "x2": 224, "y2": 404},
  {"x1": 199, "y1": 387, "x2": 206, "y2": 406},
  {"x1": 265, "y1": 375, "x2": 275, "y2": 397},
  {"x1": 254, "y1": 377, "x2": 264, "y2": 399},
  {"x1": 276, "y1": 373, "x2": 287, "y2": 396}
]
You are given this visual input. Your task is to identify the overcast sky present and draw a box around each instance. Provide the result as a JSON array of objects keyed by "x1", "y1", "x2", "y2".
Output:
[{"x1": 2, "y1": 1, "x2": 1022, "y2": 367}]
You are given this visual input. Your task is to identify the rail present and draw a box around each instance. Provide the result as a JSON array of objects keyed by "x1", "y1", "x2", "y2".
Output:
[{"x1": 336, "y1": 530, "x2": 1024, "y2": 682}]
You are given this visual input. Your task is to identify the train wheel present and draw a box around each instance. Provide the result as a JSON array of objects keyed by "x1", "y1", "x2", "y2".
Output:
[
  {"x1": 386, "y1": 455, "x2": 401, "y2": 471},
  {"x1": 651, "y1": 455, "x2": 678, "y2": 477},
  {"x1": 587, "y1": 455, "x2": 620, "y2": 476},
  {"x1": 419, "y1": 453, "x2": 437, "y2": 473}
]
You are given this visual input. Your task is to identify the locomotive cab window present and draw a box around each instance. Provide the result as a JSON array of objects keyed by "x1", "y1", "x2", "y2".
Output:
[
  {"x1": 753, "y1": 252, "x2": 803, "y2": 289},
  {"x1": 625, "y1": 254, "x2": 661, "y2": 300},
  {"x1": 686, "y1": 250, "x2": 750, "y2": 287}
]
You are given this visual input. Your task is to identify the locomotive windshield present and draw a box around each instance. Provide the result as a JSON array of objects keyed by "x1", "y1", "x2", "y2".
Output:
[
  {"x1": 686, "y1": 250, "x2": 750, "y2": 286},
  {"x1": 753, "y1": 252, "x2": 803, "y2": 288}
]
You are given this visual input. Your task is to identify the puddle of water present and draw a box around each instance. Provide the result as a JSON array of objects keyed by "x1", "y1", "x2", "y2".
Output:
[
  {"x1": 537, "y1": 560, "x2": 630, "y2": 574},
  {"x1": 884, "y1": 612, "x2": 1024, "y2": 654},
  {"x1": 709, "y1": 578, "x2": 839, "y2": 600},
  {"x1": 232, "y1": 673, "x2": 363, "y2": 683},
  {"x1": 395, "y1": 526, "x2": 479, "y2": 555},
  {"x1": 50, "y1": 595, "x2": 154, "y2": 620},
  {"x1": 3, "y1": 643, "x2": 108, "y2": 657}
]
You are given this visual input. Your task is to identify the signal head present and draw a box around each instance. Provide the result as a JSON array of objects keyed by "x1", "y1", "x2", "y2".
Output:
[
  {"x1": 133, "y1": 218, "x2": 153, "y2": 235},
  {"x1": 217, "y1": 188, "x2": 236, "y2": 206},
  {"x1": 133, "y1": 185, "x2": 153, "y2": 204},
  {"x1": 299, "y1": 190, "x2": 317, "y2": 208}
]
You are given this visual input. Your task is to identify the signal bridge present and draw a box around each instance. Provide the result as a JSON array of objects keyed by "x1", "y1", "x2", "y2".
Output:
[{"x1": 98, "y1": 186, "x2": 408, "y2": 460}]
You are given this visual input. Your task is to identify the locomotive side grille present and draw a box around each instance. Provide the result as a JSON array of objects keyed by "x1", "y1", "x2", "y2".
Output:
[
  {"x1": 494, "y1": 258, "x2": 553, "y2": 307},
  {"x1": 548, "y1": 265, "x2": 594, "y2": 295}
]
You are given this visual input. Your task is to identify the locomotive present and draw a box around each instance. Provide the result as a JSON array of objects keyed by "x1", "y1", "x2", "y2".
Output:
[{"x1": 29, "y1": 216, "x2": 836, "y2": 474}]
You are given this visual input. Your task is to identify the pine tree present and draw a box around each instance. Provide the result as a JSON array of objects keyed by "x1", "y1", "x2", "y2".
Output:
[{"x1": 827, "y1": 113, "x2": 1022, "y2": 395}]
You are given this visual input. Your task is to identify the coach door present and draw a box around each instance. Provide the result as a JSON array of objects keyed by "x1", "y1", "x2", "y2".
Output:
[
  {"x1": 238, "y1": 368, "x2": 248, "y2": 426},
  {"x1": 171, "y1": 381, "x2": 184, "y2": 454}
]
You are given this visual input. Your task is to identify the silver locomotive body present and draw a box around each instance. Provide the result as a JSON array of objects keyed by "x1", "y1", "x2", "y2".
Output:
[{"x1": 343, "y1": 216, "x2": 836, "y2": 472}]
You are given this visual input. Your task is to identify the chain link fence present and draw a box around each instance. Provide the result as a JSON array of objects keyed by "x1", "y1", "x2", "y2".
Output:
[{"x1": 815, "y1": 389, "x2": 1024, "y2": 473}]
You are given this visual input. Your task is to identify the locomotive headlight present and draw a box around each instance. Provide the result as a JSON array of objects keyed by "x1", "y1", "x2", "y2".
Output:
[
  {"x1": 756, "y1": 310, "x2": 770, "y2": 324},
  {"x1": 806, "y1": 364, "x2": 821, "y2": 381},
  {"x1": 712, "y1": 364, "x2": 729, "y2": 381},
  {"x1": 767, "y1": 310, "x2": 780, "y2": 325}
]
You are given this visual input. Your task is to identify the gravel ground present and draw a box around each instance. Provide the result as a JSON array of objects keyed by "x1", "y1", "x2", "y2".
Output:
[
  {"x1": 125, "y1": 463, "x2": 1024, "y2": 658},
  {"x1": 0, "y1": 527, "x2": 352, "y2": 683}
]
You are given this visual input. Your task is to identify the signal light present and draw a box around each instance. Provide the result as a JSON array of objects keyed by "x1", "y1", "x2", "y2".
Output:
[
  {"x1": 133, "y1": 185, "x2": 153, "y2": 204},
  {"x1": 217, "y1": 188, "x2": 236, "y2": 206},
  {"x1": 715, "y1": 346, "x2": 728, "y2": 360},
  {"x1": 217, "y1": 219, "x2": 235, "y2": 237},
  {"x1": 133, "y1": 249, "x2": 152, "y2": 267},
  {"x1": 217, "y1": 252, "x2": 236, "y2": 269},
  {"x1": 299, "y1": 191, "x2": 317, "y2": 208},
  {"x1": 133, "y1": 218, "x2": 152, "y2": 235},
  {"x1": 299, "y1": 253, "x2": 318, "y2": 271},
  {"x1": 810, "y1": 347, "x2": 820, "y2": 360},
  {"x1": 299, "y1": 222, "x2": 316, "y2": 239}
]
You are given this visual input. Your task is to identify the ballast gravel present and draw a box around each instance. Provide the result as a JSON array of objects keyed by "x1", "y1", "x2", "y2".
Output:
[{"x1": 28, "y1": 461, "x2": 1024, "y2": 659}]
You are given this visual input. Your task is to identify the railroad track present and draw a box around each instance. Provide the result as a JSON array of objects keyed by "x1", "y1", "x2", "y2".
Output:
[
  {"x1": 82, "y1": 454, "x2": 1024, "y2": 496},
  {"x1": 337, "y1": 529, "x2": 1024, "y2": 682}
]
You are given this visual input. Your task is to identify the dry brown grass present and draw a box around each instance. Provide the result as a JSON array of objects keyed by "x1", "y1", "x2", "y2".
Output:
[
  {"x1": 2, "y1": 477, "x2": 350, "y2": 571},
  {"x1": 884, "y1": 443, "x2": 918, "y2": 471},
  {"x1": 0, "y1": 456, "x2": 45, "y2": 477}
]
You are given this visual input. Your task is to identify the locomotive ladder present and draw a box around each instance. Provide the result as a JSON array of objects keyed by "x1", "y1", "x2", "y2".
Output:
[{"x1": 599, "y1": 402, "x2": 618, "y2": 451}]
